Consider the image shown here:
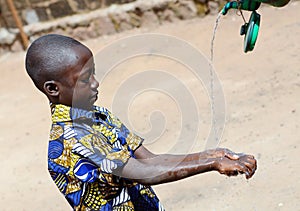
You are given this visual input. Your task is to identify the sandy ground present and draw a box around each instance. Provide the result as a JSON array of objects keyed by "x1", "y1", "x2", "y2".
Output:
[{"x1": 0, "y1": 1, "x2": 299, "y2": 210}]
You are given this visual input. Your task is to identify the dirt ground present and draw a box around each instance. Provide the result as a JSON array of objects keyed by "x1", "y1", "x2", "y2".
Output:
[{"x1": 0, "y1": 1, "x2": 299, "y2": 210}]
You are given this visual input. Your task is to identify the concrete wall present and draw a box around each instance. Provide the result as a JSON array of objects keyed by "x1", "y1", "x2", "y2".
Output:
[
  {"x1": 0, "y1": 0, "x2": 139, "y2": 28},
  {"x1": 0, "y1": 0, "x2": 226, "y2": 53}
]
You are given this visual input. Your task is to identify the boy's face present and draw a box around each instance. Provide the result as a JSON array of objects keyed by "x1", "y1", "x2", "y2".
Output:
[{"x1": 57, "y1": 45, "x2": 99, "y2": 110}]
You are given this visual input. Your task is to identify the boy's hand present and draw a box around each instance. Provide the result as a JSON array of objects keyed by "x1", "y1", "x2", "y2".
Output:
[
  {"x1": 203, "y1": 148, "x2": 243, "y2": 160},
  {"x1": 214, "y1": 154, "x2": 257, "y2": 179}
]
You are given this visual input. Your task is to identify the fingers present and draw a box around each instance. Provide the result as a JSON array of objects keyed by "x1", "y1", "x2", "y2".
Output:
[
  {"x1": 234, "y1": 162, "x2": 249, "y2": 177},
  {"x1": 224, "y1": 151, "x2": 240, "y2": 160},
  {"x1": 217, "y1": 157, "x2": 247, "y2": 176},
  {"x1": 226, "y1": 170, "x2": 239, "y2": 177},
  {"x1": 239, "y1": 155, "x2": 257, "y2": 179},
  {"x1": 210, "y1": 148, "x2": 239, "y2": 160},
  {"x1": 210, "y1": 149, "x2": 257, "y2": 179},
  {"x1": 220, "y1": 148, "x2": 244, "y2": 160},
  {"x1": 217, "y1": 156, "x2": 257, "y2": 179},
  {"x1": 224, "y1": 151, "x2": 257, "y2": 179},
  {"x1": 215, "y1": 149, "x2": 257, "y2": 179}
]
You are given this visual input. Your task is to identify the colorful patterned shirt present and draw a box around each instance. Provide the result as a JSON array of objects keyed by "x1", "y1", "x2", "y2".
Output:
[{"x1": 48, "y1": 104, "x2": 164, "y2": 210}]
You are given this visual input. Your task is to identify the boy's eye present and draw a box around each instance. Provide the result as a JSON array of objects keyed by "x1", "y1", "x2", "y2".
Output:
[
  {"x1": 81, "y1": 78, "x2": 89, "y2": 83},
  {"x1": 80, "y1": 75, "x2": 90, "y2": 83},
  {"x1": 80, "y1": 69, "x2": 94, "y2": 83}
]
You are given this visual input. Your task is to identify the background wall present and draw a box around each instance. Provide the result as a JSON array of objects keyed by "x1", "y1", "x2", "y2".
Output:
[
  {"x1": 0, "y1": 0, "x2": 138, "y2": 28},
  {"x1": 0, "y1": 0, "x2": 226, "y2": 53}
]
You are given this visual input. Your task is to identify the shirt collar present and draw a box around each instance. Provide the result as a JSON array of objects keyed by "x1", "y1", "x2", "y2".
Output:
[{"x1": 51, "y1": 104, "x2": 104, "y2": 123}]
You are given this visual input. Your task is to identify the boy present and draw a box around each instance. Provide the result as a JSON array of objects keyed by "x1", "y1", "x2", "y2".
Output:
[{"x1": 25, "y1": 34, "x2": 256, "y2": 211}]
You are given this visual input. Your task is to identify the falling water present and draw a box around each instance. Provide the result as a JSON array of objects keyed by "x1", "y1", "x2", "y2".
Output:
[{"x1": 209, "y1": 12, "x2": 222, "y2": 144}]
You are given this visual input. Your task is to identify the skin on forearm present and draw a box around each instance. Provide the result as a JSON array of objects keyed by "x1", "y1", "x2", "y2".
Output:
[
  {"x1": 134, "y1": 146, "x2": 240, "y2": 163},
  {"x1": 117, "y1": 153, "x2": 217, "y2": 186},
  {"x1": 115, "y1": 146, "x2": 257, "y2": 184}
]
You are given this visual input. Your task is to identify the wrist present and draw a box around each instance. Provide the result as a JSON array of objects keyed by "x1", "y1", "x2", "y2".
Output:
[
  {"x1": 210, "y1": 158, "x2": 220, "y2": 171},
  {"x1": 198, "y1": 157, "x2": 219, "y2": 172}
]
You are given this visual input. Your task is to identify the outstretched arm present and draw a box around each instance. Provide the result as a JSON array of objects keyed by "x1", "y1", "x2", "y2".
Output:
[{"x1": 116, "y1": 146, "x2": 257, "y2": 186}]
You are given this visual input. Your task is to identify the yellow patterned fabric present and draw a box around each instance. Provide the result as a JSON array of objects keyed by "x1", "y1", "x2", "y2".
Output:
[{"x1": 48, "y1": 104, "x2": 164, "y2": 210}]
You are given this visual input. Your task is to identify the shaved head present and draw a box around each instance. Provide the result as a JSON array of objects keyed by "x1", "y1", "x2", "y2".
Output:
[{"x1": 25, "y1": 34, "x2": 91, "y2": 92}]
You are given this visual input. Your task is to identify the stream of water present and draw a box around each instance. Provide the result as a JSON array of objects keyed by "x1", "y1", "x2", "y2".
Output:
[{"x1": 209, "y1": 12, "x2": 222, "y2": 144}]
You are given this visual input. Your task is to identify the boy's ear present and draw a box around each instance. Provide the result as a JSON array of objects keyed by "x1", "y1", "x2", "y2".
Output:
[{"x1": 43, "y1": 81, "x2": 59, "y2": 97}]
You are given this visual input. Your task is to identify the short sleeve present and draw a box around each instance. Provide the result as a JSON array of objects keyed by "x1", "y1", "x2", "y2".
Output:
[{"x1": 125, "y1": 131, "x2": 144, "y2": 153}]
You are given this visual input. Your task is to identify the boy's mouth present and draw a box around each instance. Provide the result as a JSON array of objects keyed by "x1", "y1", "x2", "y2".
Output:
[{"x1": 90, "y1": 92, "x2": 98, "y2": 101}]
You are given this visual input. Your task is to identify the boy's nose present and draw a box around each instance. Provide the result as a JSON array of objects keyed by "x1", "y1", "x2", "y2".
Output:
[{"x1": 91, "y1": 75, "x2": 99, "y2": 90}]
